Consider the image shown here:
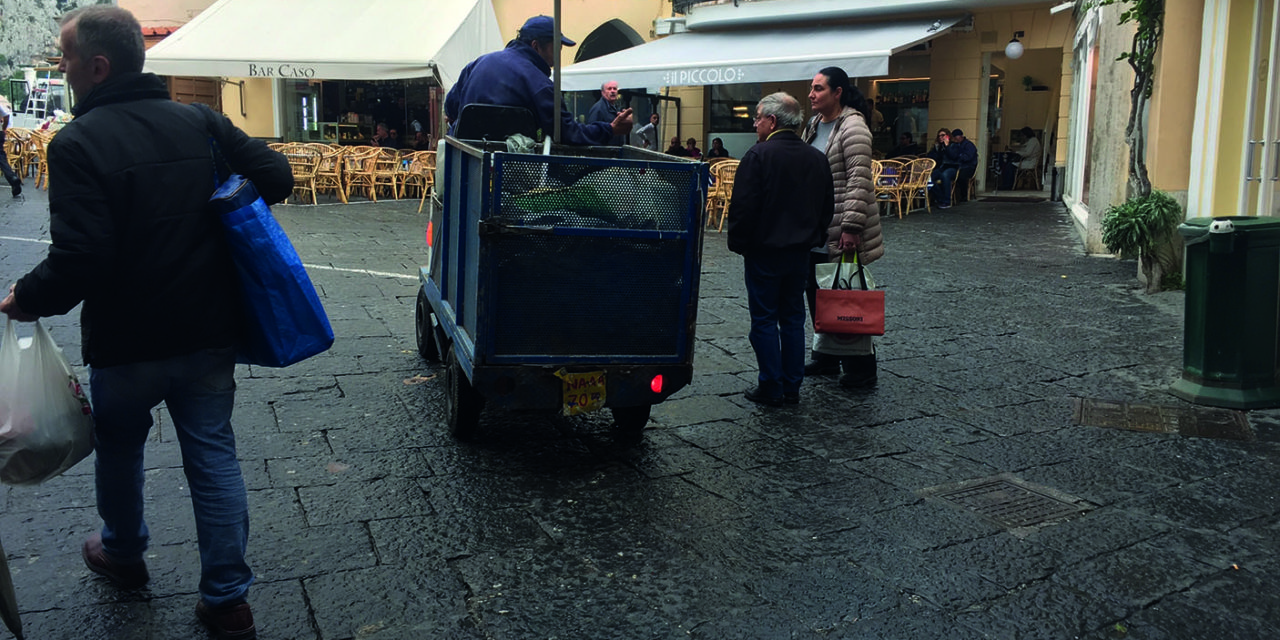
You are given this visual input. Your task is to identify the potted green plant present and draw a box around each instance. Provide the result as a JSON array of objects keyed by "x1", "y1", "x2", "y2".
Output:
[
  {"x1": 1101, "y1": 190, "x2": 1184, "y2": 293},
  {"x1": 1022, "y1": 75, "x2": 1034, "y2": 90}
]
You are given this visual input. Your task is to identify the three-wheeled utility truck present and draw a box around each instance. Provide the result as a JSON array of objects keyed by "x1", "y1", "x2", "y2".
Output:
[{"x1": 416, "y1": 123, "x2": 708, "y2": 442}]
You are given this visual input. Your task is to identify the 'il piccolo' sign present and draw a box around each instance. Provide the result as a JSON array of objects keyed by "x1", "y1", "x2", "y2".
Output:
[{"x1": 662, "y1": 67, "x2": 745, "y2": 85}]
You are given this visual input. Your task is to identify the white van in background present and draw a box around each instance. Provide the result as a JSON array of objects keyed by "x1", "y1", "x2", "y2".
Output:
[{"x1": 7, "y1": 72, "x2": 71, "y2": 130}]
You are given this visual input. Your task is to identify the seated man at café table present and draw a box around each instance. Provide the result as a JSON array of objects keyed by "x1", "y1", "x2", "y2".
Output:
[
  {"x1": 371, "y1": 122, "x2": 396, "y2": 148},
  {"x1": 930, "y1": 128, "x2": 978, "y2": 208},
  {"x1": 666, "y1": 136, "x2": 689, "y2": 156},
  {"x1": 445, "y1": 15, "x2": 632, "y2": 145}
]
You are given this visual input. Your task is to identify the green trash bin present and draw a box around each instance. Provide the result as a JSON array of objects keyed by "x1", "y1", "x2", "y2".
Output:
[{"x1": 1171, "y1": 216, "x2": 1280, "y2": 409}]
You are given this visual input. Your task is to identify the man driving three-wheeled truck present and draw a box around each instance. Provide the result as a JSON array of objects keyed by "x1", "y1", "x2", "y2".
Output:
[{"x1": 414, "y1": 13, "x2": 708, "y2": 443}]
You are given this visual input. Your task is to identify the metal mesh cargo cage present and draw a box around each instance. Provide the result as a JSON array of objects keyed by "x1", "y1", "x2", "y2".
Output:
[{"x1": 441, "y1": 140, "x2": 706, "y2": 364}]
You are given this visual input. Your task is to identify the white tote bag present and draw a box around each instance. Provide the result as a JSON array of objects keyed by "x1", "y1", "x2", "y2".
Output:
[{"x1": 0, "y1": 320, "x2": 94, "y2": 485}]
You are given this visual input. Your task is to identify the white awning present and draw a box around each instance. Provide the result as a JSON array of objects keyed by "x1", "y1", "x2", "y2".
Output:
[
  {"x1": 560, "y1": 15, "x2": 965, "y2": 91},
  {"x1": 144, "y1": 0, "x2": 501, "y2": 87}
]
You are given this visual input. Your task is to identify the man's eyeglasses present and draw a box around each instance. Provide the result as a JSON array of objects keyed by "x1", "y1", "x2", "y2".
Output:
[{"x1": 753, "y1": 114, "x2": 775, "y2": 124}]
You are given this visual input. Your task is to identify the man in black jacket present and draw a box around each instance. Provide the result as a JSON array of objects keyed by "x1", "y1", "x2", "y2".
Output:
[
  {"x1": 727, "y1": 92, "x2": 833, "y2": 406},
  {"x1": 0, "y1": 6, "x2": 291, "y2": 639}
]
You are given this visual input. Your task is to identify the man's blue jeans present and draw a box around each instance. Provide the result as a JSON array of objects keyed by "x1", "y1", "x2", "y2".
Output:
[
  {"x1": 89, "y1": 347, "x2": 252, "y2": 607},
  {"x1": 744, "y1": 250, "x2": 810, "y2": 397},
  {"x1": 934, "y1": 167, "x2": 958, "y2": 206}
]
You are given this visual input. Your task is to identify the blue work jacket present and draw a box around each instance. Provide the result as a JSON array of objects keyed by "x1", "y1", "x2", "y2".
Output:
[{"x1": 444, "y1": 41, "x2": 613, "y2": 146}]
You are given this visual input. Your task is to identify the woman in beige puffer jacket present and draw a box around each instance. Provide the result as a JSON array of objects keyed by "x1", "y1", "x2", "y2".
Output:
[{"x1": 800, "y1": 67, "x2": 881, "y2": 387}]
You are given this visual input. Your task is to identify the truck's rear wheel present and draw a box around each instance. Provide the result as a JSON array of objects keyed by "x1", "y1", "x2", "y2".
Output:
[
  {"x1": 445, "y1": 348, "x2": 482, "y2": 441},
  {"x1": 415, "y1": 289, "x2": 439, "y2": 362},
  {"x1": 611, "y1": 405, "x2": 651, "y2": 443}
]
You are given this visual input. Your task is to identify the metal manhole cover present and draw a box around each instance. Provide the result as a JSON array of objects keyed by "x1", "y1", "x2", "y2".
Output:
[
  {"x1": 1072, "y1": 398, "x2": 1253, "y2": 441},
  {"x1": 919, "y1": 474, "x2": 1092, "y2": 536}
]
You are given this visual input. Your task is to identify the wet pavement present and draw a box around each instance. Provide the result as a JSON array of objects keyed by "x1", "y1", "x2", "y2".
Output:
[{"x1": 1, "y1": 184, "x2": 1277, "y2": 640}]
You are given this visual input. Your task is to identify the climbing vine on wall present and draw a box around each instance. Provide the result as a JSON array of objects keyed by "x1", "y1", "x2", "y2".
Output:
[{"x1": 1092, "y1": 0, "x2": 1166, "y2": 199}]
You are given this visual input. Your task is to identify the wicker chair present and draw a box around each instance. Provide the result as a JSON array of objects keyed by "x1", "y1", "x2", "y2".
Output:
[
  {"x1": 948, "y1": 170, "x2": 977, "y2": 204},
  {"x1": 29, "y1": 130, "x2": 54, "y2": 190},
  {"x1": 900, "y1": 158, "x2": 936, "y2": 215},
  {"x1": 1014, "y1": 166, "x2": 1042, "y2": 190},
  {"x1": 872, "y1": 159, "x2": 906, "y2": 218},
  {"x1": 313, "y1": 146, "x2": 347, "y2": 203},
  {"x1": 4, "y1": 129, "x2": 29, "y2": 179},
  {"x1": 285, "y1": 147, "x2": 321, "y2": 205},
  {"x1": 398, "y1": 151, "x2": 434, "y2": 203},
  {"x1": 343, "y1": 146, "x2": 379, "y2": 201},
  {"x1": 705, "y1": 159, "x2": 739, "y2": 232},
  {"x1": 396, "y1": 151, "x2": 424, "y2": 200},
  {"x1": 417, "y1": 151, "x2": 437, "y2": 214},
  {"x1": 371, "y1": 148, "x2": 401, "y2": 200}
]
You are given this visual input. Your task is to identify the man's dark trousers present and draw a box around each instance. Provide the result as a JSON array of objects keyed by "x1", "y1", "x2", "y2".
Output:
[{"x1": 744, "y1": 249, "x2": 810, "y2": 398}]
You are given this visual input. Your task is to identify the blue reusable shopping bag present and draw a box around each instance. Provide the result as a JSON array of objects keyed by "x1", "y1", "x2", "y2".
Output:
[{"x1": 208, "y1": 157, "x2": 334, "y2": 367}]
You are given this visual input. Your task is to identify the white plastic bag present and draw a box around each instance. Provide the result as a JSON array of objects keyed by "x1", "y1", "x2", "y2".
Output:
[{"x1": 0, "y1": 320, "x2": 94, "y2": 485}]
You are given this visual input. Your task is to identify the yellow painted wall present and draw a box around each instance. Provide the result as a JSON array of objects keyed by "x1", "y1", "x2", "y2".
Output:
[
  {"x1": 1146, "y1": 0, "x2": 1203, "y2": 194},
  {"x1": 995, "y1": 48, "x2": 1061, "y2": 147},
  {"x1": 492, "y1": 0, "x2": 667, "y2": 47},
  {"x1": 929, "y1": 4, "x2": 1074, "y2": 161},
  {"x1": 493, "y1": 1, "x2": 694, "y2": 136},
  {"x1": 666, "y1": 85, "x2": 704, "y2": 145},
  {"x1": 927, "y1": 33, "x2": 982, "y2": 138},
  {"x1": 126, "y1": 0, "x2": 277, "y2": 138},
  {"x1": 221, "y1": 78, "x2": 276, "y2": 139},
  {"x1": 1056, "y1": 50, "x2": 1072, "y2": 165},
  {"x1": 491, "y1": 1, "x2": 1082, "y2": 151}
]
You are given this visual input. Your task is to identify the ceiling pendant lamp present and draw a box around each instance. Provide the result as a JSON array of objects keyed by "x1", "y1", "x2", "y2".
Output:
[{"x1": 1005, "y1": 31, "x2": 1025, "y2": 59}]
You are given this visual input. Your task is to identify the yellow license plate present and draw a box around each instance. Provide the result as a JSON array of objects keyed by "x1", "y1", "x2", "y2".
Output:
[{"x1": 555, "y1": 369, "x2": 606, "y2": 416}]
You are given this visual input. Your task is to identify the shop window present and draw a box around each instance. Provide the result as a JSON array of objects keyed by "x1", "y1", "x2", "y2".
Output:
[
  {"x1": 871, "y1": 79, "x2": 930, "y2": 155},
  {"x1": 282, "y1": 78, "x2": 441, "y2": 148},
  {"x1": 709, "y1": 84, "x2": 762, "y2": 134}
]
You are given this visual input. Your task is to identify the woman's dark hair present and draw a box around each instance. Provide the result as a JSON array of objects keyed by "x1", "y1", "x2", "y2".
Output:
[{"x1": 817, "y1": 66, "x2": 872, "y2": 122}]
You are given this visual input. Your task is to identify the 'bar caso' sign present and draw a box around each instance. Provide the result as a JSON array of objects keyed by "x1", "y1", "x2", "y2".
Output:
[{"x1": 247, "y1": 63, "x2": 318, "y2": 78}]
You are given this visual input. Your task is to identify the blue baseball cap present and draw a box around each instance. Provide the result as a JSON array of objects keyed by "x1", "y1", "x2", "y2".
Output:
[{"x1": 519, "y1": 16, "x2": 575, "y2": 46}]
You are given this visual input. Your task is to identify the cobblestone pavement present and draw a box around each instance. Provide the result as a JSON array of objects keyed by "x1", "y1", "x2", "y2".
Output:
[{"x1": 1, "y1": 185, "x2": 1277, "y2": 640}]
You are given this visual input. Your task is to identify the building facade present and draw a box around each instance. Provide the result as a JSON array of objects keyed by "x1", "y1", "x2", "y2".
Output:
[
  {"x1": 128, "y1": 0, "x2": 1279, "y2": 261},
  {"x1": 1061, "y1": 0, "x2": 1279, "y2": 254}
]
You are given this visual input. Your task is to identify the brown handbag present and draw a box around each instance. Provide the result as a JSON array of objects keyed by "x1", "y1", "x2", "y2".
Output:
[{"x1": 814, "y1": 251, "x2": 885, "y2": 336}]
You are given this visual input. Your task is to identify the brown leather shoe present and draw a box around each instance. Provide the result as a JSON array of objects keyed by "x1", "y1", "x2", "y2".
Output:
[
  {"x1": 82, "y1": 533, "x2": 149, "y2": 589},
  {"x1": 196, "y1": 601, "x2": 257, "y2": 640}
]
